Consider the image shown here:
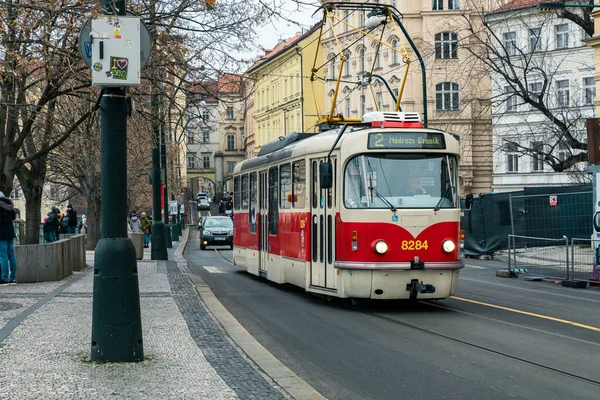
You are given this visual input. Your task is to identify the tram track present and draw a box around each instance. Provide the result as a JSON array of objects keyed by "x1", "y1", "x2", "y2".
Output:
[{"x1": 344, "y1": 301, "x2": 600, "y2": 388}]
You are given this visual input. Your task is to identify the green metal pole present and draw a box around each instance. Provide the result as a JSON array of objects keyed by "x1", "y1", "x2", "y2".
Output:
[
  {"x1": 161, "y1": 123, "x2": 172, "y2": 248},
  {"x1": 91, "y1": 0, "x2": 144, "y2": 362}
]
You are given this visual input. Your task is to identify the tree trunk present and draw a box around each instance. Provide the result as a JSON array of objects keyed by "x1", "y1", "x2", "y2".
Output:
[
  {"x1": 20, "y1": 176, "x2": 44, "y2": 245},
  {"x1": 86, "y1": 190, "x2": 102, "y2": 250}
]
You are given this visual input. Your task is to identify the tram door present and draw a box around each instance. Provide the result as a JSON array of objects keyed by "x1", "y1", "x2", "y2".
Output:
[
  {"x1": 310, "y1": 158, "x2": 337, "y2": 290},
  {"x1": 258, "y1": 170, "x2": 268, "y2": 273}
]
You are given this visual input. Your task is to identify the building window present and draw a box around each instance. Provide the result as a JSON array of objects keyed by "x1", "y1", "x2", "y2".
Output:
[
  {"x1": 529, "y1": 27, "x2": 541, "y2": 52},
  {"x1": 227, "y1": 134, "x2": 235, "y2": 150},
  {"x1": 505, "y1": 86, "x2": 517, "y2": 112},
  {"x1": 558, "y1": 141, "x2": 570, "y2": 161},
  {"x1": 432, "y1": 0, "x2": 443, "y2": 11},
  {"x1": 226, "y1": 106, "x2": 234, "y2": 120},
  {"x1": 531, "y1": 141, "x2": 544, "y2": 171},
  {"x1": 203, "y1": 131, "x2": 210, "y2": 143},
  {"x1": 359, "y1": 11, "x2": 365, "y2": 27},
  {"x1": 203, "y1": 155, "x2": 210, "y2": 168},
  {"x1": 345, "y1": 98, "x2": 351, "y2": 117},
  {"x1": 344, "y1": 11, "x2": 349, "y2": 32},
  {"x1": 391, "y1": 40, "x2": 399, "y2": 64},
  {"x1": 228, "y1": 162, "x2": 236, "y2": 173},
  {"x1": 584, "y1": 77, "x2": 595, "y2": 105},
  {"x1": 360, "y1": 95, "x2": 366, "y2": 115},
  {"x1": 188, "y1": 132, "x2": 195, "y2": 144},
  {"x1": 556, "y1": 79, "x2": 570, "y2": 107},
  {"x1": 202, "y1": 110, "x2": 209, "y2": 121},
  {"x1": 448, "y1": 0, "x2": 460, "y2": 10},
  {"x1": 376, "y1": 91, "x2": 383, "y2": 110},
  {"x1": 528, "y1": 81, "x2": 542, "y2": 104},
  {"x1": 436, "y1": 82, "x2": 459, "y2": 111},
  {"x1": 555, "y1": 24, "x2": 568, "y2": 49},
  {"x1": 503, "y1": 31, "x2": 517, "y2": 56},
  {"x1": 505, "y1": 141, "x2": 519, "y2": 172},
  {"x1": 330, "y1": 55, "x2": 336, "y2": 79},
  {"x1": 393, "y1": 88, "x2": 399, "y2": 104},
  {"x1": 187, "y1": 154, "x2": 196, "y2": 169},
  {"x1": 344, "y1": 51, "x2": 351, "y2": 76},
  {"x1": 359, "y1": 49, "x2": 365, "y2": 73},
  {"x1": 435, "y1": 32, "x2": 458, "y2": 59},
  {"x1": 375, "y1": 48, "x2": 382, "y2": 69},
  {"x1": 284, "y1": 78, "x2": 288, "y2": 98}
]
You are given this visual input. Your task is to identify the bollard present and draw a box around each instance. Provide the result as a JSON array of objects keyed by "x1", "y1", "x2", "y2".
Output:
[{"x1": 171, "y1": 222, "x2": 178, "y2": 242}]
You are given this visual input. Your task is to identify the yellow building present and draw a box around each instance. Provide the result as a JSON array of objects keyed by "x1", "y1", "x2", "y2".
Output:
[{"x1": 246, "y1": 23, "x2": 324, "y2": 156}]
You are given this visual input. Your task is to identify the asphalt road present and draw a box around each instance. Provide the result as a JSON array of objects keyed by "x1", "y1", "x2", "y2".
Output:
[{"x1": 184, "y1": 229, "x2": 600, "y2": 400}]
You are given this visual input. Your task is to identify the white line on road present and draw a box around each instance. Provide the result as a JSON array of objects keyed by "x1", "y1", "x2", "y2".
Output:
[
  {"x1": 203, "y1": 266, "x2": 227, "y2": 274},
  {"x1": 464, "y1": 264, "x2": 487, "y2": 269}
]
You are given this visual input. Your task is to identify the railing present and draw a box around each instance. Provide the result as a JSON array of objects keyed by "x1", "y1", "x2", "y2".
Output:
[{"x1": 508, "y1": 234, "x2": 600, "y2": 282}]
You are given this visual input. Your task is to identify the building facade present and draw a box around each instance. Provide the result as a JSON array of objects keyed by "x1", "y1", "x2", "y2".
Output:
[
  {"x1": 487, "y1": 1, "x2": 594, "y2": 192},
  {"x1": 216, "y1": 74, "x2": 246, "y2": 193},
  {"x1": 319, "y1": 0, "x2": 493, "y2": 195},
  {"x1": 245, "y1": 23, "x2": 324, "y2": 156}
]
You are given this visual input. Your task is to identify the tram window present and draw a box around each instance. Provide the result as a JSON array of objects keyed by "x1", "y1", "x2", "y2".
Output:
[
  {"x1": 241, "y1": 174, "x2": 248, "y2": 210},
  {"x1": 334, "y1": 159, "x2": 337, "y2": 207},
  {"x1": 292, "y1": 160, "x2": 306, "y2": 209},
  {"x1": 269, "y1": 167, "x2": 279, "y2": 236},
  {"x1": 319, "y1": 161, "x2": 323, "y2": 209},
  {"x1": 280, "y1": 163, "x2": 292, "y2": 209},
  {"x1": 249, "y1": 172, "x2": 257, "y2": 234},
  {"x1": 312, "y1": 161, "x2": 318, "y2": 209},
  {"x1": 233, "y1": 176, "x2": 240, "y2": 210}
]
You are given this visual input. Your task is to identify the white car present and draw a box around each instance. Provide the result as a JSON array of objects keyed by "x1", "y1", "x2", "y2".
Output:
[{"x1": 198, "y1": 198, "x2": 210, "y2": 210}]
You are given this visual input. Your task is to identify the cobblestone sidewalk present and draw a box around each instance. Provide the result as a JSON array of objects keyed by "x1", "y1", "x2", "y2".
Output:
[{"x1": 0, "y1": 234, "x2": 289, "y2": 399}]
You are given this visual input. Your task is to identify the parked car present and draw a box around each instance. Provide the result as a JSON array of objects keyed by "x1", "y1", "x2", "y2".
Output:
[
  {"x1": 200, "y1": 216, "x2": 233, "y2": 250},
  {"x1": 198, "y1": 198, "x2": 210, "y2": 210}
]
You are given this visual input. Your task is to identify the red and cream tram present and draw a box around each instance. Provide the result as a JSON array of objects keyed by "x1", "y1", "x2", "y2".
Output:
[{"x1": 231, "y1": 111, "x2": 464, "y2": 300}]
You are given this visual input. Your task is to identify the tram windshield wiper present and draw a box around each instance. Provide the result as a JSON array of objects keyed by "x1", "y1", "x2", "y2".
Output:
[
  {"x1": 368, "y1": 185, "x2": 397, "y2": 212},
  {"x1": 433, "y1": 185, "x2": 455, "y2": 212}
]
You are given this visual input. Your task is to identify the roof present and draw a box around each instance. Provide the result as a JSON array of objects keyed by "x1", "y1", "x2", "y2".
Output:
[
  {"x1": 246, "y1": 22, "x2": 322, "y2": 74},
  {"x1": 487, "y1": 0, "x2": 543, "y2": 15},
  {"x1": 217, "y1": 73, "x2": 242, "y2": 94}
]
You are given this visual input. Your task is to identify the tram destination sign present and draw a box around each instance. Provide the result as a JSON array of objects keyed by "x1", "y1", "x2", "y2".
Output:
[{"x1": 368, "y1": 132, "x2": 446, "y2": 150}]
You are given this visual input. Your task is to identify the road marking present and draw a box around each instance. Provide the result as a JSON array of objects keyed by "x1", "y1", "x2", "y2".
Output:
[
  {"x1": 464, "y1": 264, "x2": 487, "y2": 269},
  {"x1": 459, "y1": 277, "x2": 600, "y2": 303},
  {"x1": 203, "y1": 266, "x2": 227, "y2": 274},
  {"x1": 451, "y1": 296, "x2": 600, "y2": 332}
]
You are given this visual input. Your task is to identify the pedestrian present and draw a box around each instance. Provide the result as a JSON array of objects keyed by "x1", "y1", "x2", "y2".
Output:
[
  {"x1": 65, "y1": 204, "x2": 77, "y2": 234},
  {"x1": 140, "y1": 212, "x2": 151, "y2": 248},
  {"x1": 0, "y1": 191, "x2": 17, "y2": 286},
  {"x1": 46, "y1": 207, "x2": 59, "y2": 243},
  {"x1": 77, "y1": 213, "x2": 88, "y2": 235},
  {"x1": 58, "y1": 211, "x2": 65, "y2": 234},
  {"x1": 129, "y1": 212, "x2": 141, "y2": 233},
  {"x1": 43, "y1": 214, "x2": 51, "y2": 243}
]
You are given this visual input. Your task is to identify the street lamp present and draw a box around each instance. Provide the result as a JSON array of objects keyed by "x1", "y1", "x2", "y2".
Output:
[{"x1": 537, "y1": 2, "x2": 600, "y2": 13}]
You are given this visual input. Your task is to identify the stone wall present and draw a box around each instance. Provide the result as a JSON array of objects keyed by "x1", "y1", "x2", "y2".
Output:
[{"x1": 15, "y1": 234, "x2": 87, "y2": 283}]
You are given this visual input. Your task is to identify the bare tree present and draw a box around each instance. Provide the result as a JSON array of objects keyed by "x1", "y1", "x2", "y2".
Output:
[{"x1": 462, "y1": 2, "x2": 593, "y2": 176}]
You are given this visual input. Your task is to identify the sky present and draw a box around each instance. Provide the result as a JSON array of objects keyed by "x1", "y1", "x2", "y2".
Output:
[{"x1": 255, "y1": 1, "x2": 322, "y2": 51}]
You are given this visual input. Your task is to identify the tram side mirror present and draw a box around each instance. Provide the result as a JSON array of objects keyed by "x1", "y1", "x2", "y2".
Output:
[
  {"x1": 464, "y1": 194, "x2": 473, "y2": 210},
  {"x1": 320, "y1": 162, "x2": 333, "y2": 189}
]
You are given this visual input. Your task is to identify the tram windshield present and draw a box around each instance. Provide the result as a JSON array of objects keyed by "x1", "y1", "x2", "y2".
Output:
[{"x1": 344, "y1": 154, "x2": 458, "y2": 210}]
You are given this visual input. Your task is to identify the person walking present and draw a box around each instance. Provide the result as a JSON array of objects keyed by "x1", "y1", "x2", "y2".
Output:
[
  {"x1": 46, "y1": 207, "x2": 59, "y2": 243},
  {"x1": 140, "y1": 212, "x2": 151, "y2": 248},
  {"x1": 0, "y1": 191, "x2": 17, "y2": 286},
  {"x1": 42, "y1": 213, "x2": 51, "y2": 243},
  {"x1": 129, "y1": 212, "x2": 141, "y2": 233}
]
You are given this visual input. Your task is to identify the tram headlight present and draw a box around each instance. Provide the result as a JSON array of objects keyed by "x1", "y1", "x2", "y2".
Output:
[
  {"x1": 442, "y1": 240, "x2": 456, "y2": 253},
  {"x1": 373, "y1": 240, "x2": 388, "y2": 254}
]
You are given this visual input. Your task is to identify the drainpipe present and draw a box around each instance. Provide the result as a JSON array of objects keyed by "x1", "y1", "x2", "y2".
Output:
[{"x1": 296, "y1": 46, "x2": 304, "y2": 132}]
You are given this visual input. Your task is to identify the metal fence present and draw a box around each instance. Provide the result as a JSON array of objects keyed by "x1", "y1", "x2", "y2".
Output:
[
  {"x1": 508, "y1": 234, "x2": 600, "y2": 281},
  {"x1": 509, "y1": 191, "x2": 592, "y2": 240}
]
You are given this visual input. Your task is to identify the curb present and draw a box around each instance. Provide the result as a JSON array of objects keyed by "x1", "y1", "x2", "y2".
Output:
[{"x1": 173, "y1": 228, "x2": 326, "y2": 400}]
